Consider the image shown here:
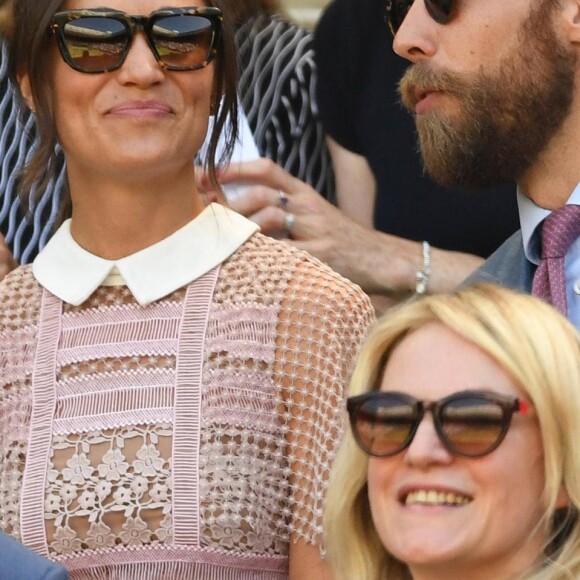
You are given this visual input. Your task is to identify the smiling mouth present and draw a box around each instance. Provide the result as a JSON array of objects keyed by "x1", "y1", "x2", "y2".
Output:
[
  {"x1": 108, "y1": 101, "x2": 174, "y2": 115},
  {"x1": 404, "y1": 490, "x2": 473, "y2": 506}
]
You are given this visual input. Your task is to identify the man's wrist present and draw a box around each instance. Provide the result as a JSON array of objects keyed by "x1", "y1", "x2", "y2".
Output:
[
  {"x1": 415, "y1": 240, "x2": 431, "y2": 295},
  {"x1": 363, "y1": 232, "x2": 421, "y2": 297}
]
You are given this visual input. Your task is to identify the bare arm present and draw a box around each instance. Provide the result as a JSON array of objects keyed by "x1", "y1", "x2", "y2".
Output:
[
  {"x1": 326, "y1": 138, "x2": 398, "y2": 312},
  {"x1": 0, "y1": 233, "x2": 17, "y2": 283},
  {"x1": 289, "y1": 538, "x2": 335, "y2": 580},
  {"x1": 217, "y1": 160, "x2": 483, "y2": 304},
  {"x1": 326, "y1": 137, "x2": 375, "y2": 228}
]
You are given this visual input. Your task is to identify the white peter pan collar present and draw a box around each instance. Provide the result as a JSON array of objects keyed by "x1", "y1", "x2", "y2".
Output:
[{"x1": 33, "y1": 203, "x2": 259, "y2": 306}]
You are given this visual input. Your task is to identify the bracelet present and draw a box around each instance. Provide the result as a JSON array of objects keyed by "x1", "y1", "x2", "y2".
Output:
[{"x1": 415, "y1": 240, "x2": 431, "y2": 295}]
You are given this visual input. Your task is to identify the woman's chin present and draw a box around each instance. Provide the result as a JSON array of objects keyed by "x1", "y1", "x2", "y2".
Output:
[{"x1": 382, "y1": 528, "x2": 471, "y2": 569}]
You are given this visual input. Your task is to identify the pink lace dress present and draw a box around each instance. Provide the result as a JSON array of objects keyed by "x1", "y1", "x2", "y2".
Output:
[{"x1": 0, "y1": 205, "x2": 374, "y2": 578}]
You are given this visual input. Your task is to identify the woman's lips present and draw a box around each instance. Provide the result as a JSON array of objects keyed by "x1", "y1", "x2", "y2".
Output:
[
  {"x1": 404, "y1": 489, "x2": 472, "y2": 506},
  {"x1": 107, "y1": 100, "x2": 174, "y2": 117},
  {"x1": 398, "y1": 484, "x2": 473, "y2": 506}
]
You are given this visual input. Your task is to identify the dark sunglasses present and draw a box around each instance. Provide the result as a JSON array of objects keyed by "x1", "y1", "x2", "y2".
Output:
[
  {"x1": 386, "y1": 0, "x2": 453, "y2": 35},
  {"x1": 50, "y1": 7, "x2": 222, "y2": 74},
  {"x1": 347, "y1": 390, "x2": 533, "y2": 458}
]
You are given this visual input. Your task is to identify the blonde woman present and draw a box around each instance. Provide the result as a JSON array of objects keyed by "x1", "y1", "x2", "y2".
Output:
[{"x1": 326, "y1": 284, "x2": 580, "y2": 580}]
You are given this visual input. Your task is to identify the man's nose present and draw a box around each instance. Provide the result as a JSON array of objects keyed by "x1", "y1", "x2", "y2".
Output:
[{"x1": 393, "y1": 0, "x2": 438, "y2": 63}]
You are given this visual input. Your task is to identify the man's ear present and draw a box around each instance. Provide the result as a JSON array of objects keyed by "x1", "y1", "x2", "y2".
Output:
[
  {"x1": 561, "y1": 0, "x2": 580, "y2": 44},
  {"x1": 17, "y1": 71, "x2": 35, "y2": 113}
]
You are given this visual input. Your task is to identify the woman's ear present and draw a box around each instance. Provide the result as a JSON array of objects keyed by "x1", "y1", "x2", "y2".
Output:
[
  {"x1": 17, "y1": 71, "x2": 36, "y2": 113},
  {"x1": 210, "y1": 95, "x2": 219, "y2": 117},
  {"x1": 556, "y1": 486, "x2": 570, "y2": 510},
  {"x1": 210, "y1": 76, "x2": 222, "y2": 117}
]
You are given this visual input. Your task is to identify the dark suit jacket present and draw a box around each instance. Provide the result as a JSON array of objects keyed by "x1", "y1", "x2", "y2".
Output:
[
  {"x1": 0, "y1": 532, "x2": 68, "y2": 579},
  {"x1": 463, "y1": 231, "x2": 536, "y2": 292}
]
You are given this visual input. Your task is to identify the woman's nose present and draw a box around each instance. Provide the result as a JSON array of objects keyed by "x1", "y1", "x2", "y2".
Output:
[
  {"x1": 116, "y1": 33, "x2": 165, "y2": 87},
  {"x1": 403, "y1": 414, "x2": 454, "y2": 468}
]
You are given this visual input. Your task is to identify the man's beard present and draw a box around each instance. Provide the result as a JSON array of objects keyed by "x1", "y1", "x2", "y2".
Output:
[{"x1": 399, "y1": 2, "x2": 576, "y2": 189}]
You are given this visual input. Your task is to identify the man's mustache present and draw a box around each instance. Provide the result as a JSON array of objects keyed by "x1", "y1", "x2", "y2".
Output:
[{"x1": 398, "y1": 62, "x2": 472, "y2": 111}]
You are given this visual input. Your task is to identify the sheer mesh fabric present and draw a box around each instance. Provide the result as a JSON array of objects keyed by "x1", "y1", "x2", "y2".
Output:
[
  {"x1": 0, "y1": 234, "x2": 374, "y2": 577},
  {"x1": 0, "y1": 266, "x2": 42, "y2": 538}
]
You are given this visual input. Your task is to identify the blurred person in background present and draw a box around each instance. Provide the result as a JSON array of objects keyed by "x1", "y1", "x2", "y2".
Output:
[{"x1": 231, "y1": 0, "x2": 334, "y2": 202}]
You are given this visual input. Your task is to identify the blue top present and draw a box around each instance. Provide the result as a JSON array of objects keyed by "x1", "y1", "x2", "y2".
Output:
[{"x1": 0, "y1": 532, "x2": 68, "y2": 579}]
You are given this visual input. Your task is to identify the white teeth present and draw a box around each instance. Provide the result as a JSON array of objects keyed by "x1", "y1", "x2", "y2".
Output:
[{"x1": 404, "y1": 490, "x2": 471, "y2": 506}]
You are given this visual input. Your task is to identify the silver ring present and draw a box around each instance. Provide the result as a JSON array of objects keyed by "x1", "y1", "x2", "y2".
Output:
[
  {"x1": 284, "y1": 211, "x2": 295, "y2": 236},
  {"x1": 278, "y1": 190, "x2": 289, "y2": 209}
]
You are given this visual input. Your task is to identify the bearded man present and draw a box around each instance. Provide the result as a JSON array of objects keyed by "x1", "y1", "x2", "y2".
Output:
[{"x1": 392, "y1": 0, "x2": 580, "y2": 328}]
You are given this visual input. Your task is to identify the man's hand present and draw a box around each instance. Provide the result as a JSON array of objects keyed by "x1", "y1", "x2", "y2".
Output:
[
  {"x1": 215, "y1": 159, "x2": 483, "y2": 309},
  {"x1": 217, "y1": 159, "x2": 419, "y2": 296}
]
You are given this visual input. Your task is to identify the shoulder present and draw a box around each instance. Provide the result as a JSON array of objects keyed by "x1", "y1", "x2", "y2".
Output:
[
  {"x1": 315, "y1": 0, "x2": 378, "y2": 45},
  {"x1": 315, "y1": 0, "x2": 356, "y2": 31},
  {"x1": 240, "y1": 232, "x2": 364, "y2": 283},
  {"x1": 463, "y1": 231, "x2": 534, "y2": 291},
  {"x1": 0, "y1": 265, "x2": 43, "y2": 332},
  {"x1": 229, "y1": 232, "x2": 374, "y2": 316}
]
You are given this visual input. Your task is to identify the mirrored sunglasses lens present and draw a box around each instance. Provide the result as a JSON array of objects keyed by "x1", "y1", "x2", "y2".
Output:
[
  {"x1": 352, "y1": 396, "x2": 416, "y2": 456},
  {"x1": 387, "y1": 0, "x2": 413, "y2": 34},
  {"x1": 152, "y1": 15, "x2": 214, "y2": 69},
  {"x1": 424, "y1": 0, "x2": 454, "y2": 23},
  {"x1": 440, "y1": 397, "x2": 504, "y2": 456},
  {"x1": 63, "y1": 17, "x2": 128, "y2": 71}
]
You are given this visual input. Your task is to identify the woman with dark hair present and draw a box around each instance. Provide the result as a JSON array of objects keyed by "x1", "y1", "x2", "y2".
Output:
[
  {"x1": 0, "y1": 0, "x2": 333, "y2": 266},
  {"x1": 0, "y1": 1, "x2": 373, "y2": 578}
]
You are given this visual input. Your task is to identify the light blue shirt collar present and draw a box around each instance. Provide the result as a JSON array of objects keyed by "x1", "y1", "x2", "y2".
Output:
[
  {"x1": 517, "y1": 185, "x2": 580, "y2": 330},
  {"x1": 518, "y1": 184, "x2": 580, "y2": 265}
]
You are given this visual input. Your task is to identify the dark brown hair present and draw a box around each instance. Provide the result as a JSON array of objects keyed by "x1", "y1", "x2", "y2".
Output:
[{"x1": 7, "y1": 0, "x2": 238, "y2": 219}]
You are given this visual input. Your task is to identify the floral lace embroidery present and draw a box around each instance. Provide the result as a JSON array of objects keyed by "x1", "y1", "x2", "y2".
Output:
[{"x1": 45, "y1": 424, "x2": 173, "y2": 555}]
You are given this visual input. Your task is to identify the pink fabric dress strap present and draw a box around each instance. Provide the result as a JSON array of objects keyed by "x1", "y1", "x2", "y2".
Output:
[
  {"x1": 173, "y1": 265, "x2": 220, "y2": 546},
  {"x1": 20, "y1": 289, "x2": 62, "y2": 556}
]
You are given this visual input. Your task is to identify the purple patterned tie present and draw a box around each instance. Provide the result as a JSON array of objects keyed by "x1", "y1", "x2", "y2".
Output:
[{"x1": 531, "y1": 204, "x2": 580, "y2": 315}]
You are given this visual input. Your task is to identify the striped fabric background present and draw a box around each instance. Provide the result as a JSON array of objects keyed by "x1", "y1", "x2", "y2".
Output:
[
  {"x1": 236, "y1": 13, "x2": 335, "y2": 203},
  {"x1": 0, "y1": 44, "x2": 66, "y2": 265}
]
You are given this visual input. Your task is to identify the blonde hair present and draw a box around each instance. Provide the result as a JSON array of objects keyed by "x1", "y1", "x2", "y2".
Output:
[{"x1": 325, "y1": 284, "x2": 580, "y2": 580}]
